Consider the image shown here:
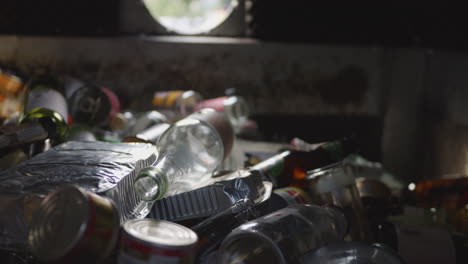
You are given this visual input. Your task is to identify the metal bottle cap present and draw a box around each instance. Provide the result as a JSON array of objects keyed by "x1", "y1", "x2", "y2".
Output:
[
  {"x1": 124, "y1": 219, "x2": 198, "y2": 247},
  {"x1": 28, "y1": 185, "x2": 89, "y2": 262},
  {"x1": 188, "y1": 109, "x2": 234, "y2": 160}
]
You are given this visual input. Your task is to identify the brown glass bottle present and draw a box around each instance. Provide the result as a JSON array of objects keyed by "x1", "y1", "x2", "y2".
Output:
[{"x1": 251, "y1": 137, "x2": 357, "y2": 189}]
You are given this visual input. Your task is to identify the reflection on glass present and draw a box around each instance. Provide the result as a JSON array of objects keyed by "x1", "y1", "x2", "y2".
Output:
[{"x1": 143, "y1": 0, "x2": 237, "y2": 34}]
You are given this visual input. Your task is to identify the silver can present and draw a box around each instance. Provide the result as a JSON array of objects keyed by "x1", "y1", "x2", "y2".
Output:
[
  {"x1": 118, "y1": 219, "x2": 198, "y2": 264},
  {"x1": 28, "y1": 185, "x2": 120, "y2": 263}
]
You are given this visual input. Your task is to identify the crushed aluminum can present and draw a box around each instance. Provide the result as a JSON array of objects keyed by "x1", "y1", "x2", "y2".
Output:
[{"x1": 148, "y1": 170, "x2": 272, "y2": 222}]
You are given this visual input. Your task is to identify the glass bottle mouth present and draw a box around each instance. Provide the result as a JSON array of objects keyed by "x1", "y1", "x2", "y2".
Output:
[
  {"x1": 20, "y1": 108, "x2": 68, "y2": 140},
  {"x1": 134, "y1": 167, "x2": 168, "y2": 201},
  {"x1": 219, "y1": 231, "x2": 286, "y2": 264}
]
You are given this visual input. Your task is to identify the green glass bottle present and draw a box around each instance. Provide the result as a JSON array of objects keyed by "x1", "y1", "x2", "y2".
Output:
[{"x1": 20, "y1": 74, "x2": 68, "y2": 149}]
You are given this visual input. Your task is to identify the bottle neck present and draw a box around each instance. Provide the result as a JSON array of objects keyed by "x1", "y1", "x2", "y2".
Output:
[
  {"x1": 251, "y1": 150, "x2": 290, "y2": 181},
  {"x1": 136, "y1": 154, "x2": 182, "y2": 201},
  {"x1": 21, "y1": 108, "x2": 68, "y2": 141},
  {"x1": 134, "y1": 165, "x2": 170, "y2": 201}
]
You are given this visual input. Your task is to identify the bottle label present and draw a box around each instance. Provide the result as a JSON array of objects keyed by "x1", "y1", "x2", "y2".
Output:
[
  {"x1": 274, "y1": 187, "x2": 311, "y2": 205},
  {"x1": 153, "y1": 91, "x2": 184, "y2": 108},
  {"x1": 26, "y1": 88, "x2": 68, "y2": 122},
  {"x1": 101, "y1": 87, "x2": 120, "y2": 118},
  {"x1": 119, "y1": 231, "x2": 194, "y2": 264}
]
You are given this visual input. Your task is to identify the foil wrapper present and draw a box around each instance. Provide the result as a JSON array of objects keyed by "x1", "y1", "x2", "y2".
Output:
[
  {"x1": 149, "y1": 170, "x2": 272, "y2": 221},
  {"x1": 0, "y1": 141, "x2": 157, "y2": 194},
  {"x1": 0, "y1": 141, "x2": 157, "y2": 251}
]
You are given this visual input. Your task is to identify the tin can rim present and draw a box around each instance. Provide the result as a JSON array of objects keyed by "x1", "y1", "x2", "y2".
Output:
[
  {"x1": 123, "y1": 219, "x2": 198, "y2": 248},
  {"x1": 28, "y1": 185, "x2": 89, "y2": 262}
]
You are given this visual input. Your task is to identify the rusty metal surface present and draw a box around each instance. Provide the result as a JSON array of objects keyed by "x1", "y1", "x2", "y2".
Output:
[{"x1": 0, "y1": 36, "x2": 382, "y2": 116}]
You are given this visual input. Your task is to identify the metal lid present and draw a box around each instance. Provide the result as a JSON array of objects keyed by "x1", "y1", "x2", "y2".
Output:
[
  {"x1": 123, "y1": 219, "x2": 198, "y2": 247},
  {"x1": 28, "y1": 185, "x2": 89, "y2": 262},
  {"x1": 188, "y1": 109, "x2": 234, "y2": 160}
]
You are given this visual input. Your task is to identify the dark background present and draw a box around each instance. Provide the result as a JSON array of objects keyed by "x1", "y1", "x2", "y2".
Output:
[
  {"x1": 1, "y1": 1, "x2": 467, "y2": 50},
  {"x1": 2, "y1": 1, "x2": 468, "y2": 181}
]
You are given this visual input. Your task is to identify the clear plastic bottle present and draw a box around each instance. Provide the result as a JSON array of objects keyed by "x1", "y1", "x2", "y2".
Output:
[
  {"x1": 134, "y1": 109, "x2": 234, "y2": 201},
  {"x1": 218, "y1": 204, "x2": 347, "y2": 264}
]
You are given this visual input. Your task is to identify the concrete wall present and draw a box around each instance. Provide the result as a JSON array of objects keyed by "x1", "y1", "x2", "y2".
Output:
[{"x1": 0, "y1": 36, "x2": 382, "y2": 115}]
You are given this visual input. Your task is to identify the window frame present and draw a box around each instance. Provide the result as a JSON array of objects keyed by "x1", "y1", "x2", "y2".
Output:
[{"x1": 120, "y1": 0, "x2": 247, "y2": 37}]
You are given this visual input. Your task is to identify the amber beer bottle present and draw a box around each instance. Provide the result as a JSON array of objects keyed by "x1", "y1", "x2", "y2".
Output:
[{"x1": 251, "y1": 137, "x2": 357, "y2": 188}]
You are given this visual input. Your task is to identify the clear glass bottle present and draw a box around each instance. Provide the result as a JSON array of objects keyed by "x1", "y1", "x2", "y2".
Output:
[
  {"x1": 193, "y1": 188, "x2": 311, "y2": 262},
  {"x1": 134, "y1": 109, "x2": 233, "y2": 201},
  {"x1": 218, "y1": 204, "x2": 347, "y2": 264}
]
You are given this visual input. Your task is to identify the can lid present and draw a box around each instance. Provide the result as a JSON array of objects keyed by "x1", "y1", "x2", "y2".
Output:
[
  {"x1": 188, "y1": 109, "x2": 234, "y2": 160},
  {"x1": 124, "y1": 219, "x2": 198, "y2": 247},
  {"x1": 28, "y1": 185, "x2": 89, "y2": 262}
]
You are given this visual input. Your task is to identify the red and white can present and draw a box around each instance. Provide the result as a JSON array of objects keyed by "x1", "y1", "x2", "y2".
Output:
[
  {"x1": 118, "y1": 219, "x2": 198, "y2": 264},
  {"x1": 274, "y1": 187, "x2": 312, "y2": 205}
]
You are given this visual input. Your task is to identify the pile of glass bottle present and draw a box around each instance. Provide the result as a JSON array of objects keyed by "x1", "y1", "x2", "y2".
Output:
[{"x1": 0, "y1": 67, "x2": 467, "y2": 264}]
